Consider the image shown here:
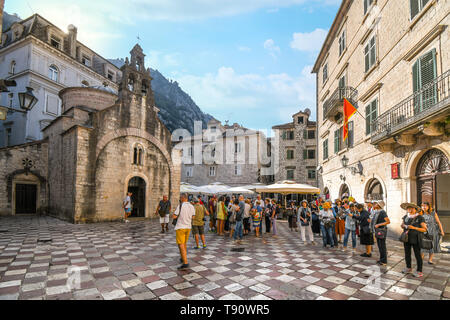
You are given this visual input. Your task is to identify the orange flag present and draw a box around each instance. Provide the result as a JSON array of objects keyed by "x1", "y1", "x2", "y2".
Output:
[{"x1": 343, "y1": 98, "x2": 357, "y2": 141}]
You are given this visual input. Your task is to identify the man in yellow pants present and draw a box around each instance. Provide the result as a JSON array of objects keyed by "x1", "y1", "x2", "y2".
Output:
[{"x1": 172, "y1": 193, "x2": 195, "y2": 270}]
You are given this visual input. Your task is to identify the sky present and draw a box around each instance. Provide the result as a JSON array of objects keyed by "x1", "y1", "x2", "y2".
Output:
[{"x1": 5, "y1": 0, "x2": 340, "y2": 132}]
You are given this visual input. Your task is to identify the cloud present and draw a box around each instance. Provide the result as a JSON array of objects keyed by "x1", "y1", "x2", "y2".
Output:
[
  {"x1": 175, "y1": 65, "x2": 317, "y2": 126},
  {"x1": 146, "y1": 51, "x2": 181, "y2": 69},
  {"x1": 264, "y1": 39, "x2": 281, "y2": 58},
  {"x1": 290, "y1": 28, "x2": 328, "y2": 52},
  {"x1": 238, "y1": 46, "x2": 251, "y2": 52},
  {"x1": 267, "y1": 8, "x2": 280, "y2": 13}
]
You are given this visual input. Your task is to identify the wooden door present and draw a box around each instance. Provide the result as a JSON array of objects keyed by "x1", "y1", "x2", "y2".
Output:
[{"x1": 15, "y1": 184, "x2": 37, "y2": 214}]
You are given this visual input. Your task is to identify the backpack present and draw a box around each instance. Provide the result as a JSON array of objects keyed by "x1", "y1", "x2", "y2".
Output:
[{"x1": 229, "y1": 211, "x2": 236, "y2": 223}]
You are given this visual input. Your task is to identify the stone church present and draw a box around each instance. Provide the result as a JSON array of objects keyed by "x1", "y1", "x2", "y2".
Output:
[{"x1": 0, "y1": 44, "x2": 181, "y2": 223}]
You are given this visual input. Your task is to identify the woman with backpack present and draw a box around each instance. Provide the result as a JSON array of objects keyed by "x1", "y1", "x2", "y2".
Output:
[{"x1": 400, "y1": 202, "x2": 427, "y2": 278}]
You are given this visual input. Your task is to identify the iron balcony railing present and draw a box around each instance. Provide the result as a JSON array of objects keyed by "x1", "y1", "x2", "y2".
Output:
[
  {"x1": 371, "y1": 69, "x2": 450, "y2": 144},
  {"x1": 323, "y1": 86, "x2": 358, "y2": 121}
]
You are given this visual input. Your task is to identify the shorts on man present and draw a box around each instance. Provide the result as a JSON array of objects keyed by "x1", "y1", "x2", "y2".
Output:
[{"x1": 176, "y1": 229, "x2": 190, "y2": 245}]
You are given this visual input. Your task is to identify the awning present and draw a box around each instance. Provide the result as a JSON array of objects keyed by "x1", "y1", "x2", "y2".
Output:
[{"x1": 254, "y1": 180, "x2": 320, "y2": 194}]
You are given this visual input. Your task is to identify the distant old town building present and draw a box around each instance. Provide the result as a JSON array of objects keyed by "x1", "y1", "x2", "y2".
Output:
[
  {"x1": 177, "y1": 119, "x2": 273, "y2": 187},
  {"x1": 0, "y1": 14, "x2": 120, "y2": 147},
  {"x1": 312, "y1": 0, "x2": 449, "y2": 236},
  {"x1": 0, "y1": 44, "x2": 181, "y2": 222},
  {"x1": 272, "y1": 108, "x2": 318, "y2": 187}
]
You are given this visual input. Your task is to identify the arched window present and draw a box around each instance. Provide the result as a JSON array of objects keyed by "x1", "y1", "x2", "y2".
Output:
[
  {"x1": 141, "y1": 80, "x2": 148, "y2": 95},
  {"x1": 10, "y1": 61, "x2": 16, "y2": 75},
  {"x1": 127, "y1": 75, "x2": 135, "y2": 91},
  {"x1": 133, "y1": 145, "x2": 144, "y2": 165},
  {"x1": 81, "y1": 80, "x2": 89, "y2": 87},
  {"x1": 48, "y1": 65, "x2": 59, "y2": 82},
  {"x1": 366, "y1": 178, "x2": 384, "y2": 201}
]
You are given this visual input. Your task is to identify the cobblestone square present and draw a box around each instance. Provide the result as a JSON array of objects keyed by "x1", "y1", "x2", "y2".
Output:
[{"x1": 0, "y1": 216, "x2": 449, "y2": 300}]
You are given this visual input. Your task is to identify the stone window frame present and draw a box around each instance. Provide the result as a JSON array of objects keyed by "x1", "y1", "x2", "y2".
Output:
[
  {"x1": 338, "y1": 28, "x2": 346, "y2": 57},
  {"x1": 10, "y1": 60, "x2": 16, "y2": 75},
  {"x1": 307, "y1": 168, "x2": 316, "y2": 180},
  {"x1": 364, "y1": 34, "x2": 377, "y2": 74},
  {"x1": 286, "y1": 149, "x2": 295, "y2": 160},
  {"x1": 185, "y1": 166, "x2": 194, "y2": 177},
  {"x1": 48, "y1": 64, "x2": 59, "y2": 82},
  {"x1": 81, "y1": 53, "x2": 92, "y2": 67},
  {"x1": 44, "y1": 91, "x2": 61, "y2": 116},
  {"x1": 322, "y1": 62, "x2": 328, "y2": 85},
  {"x1": 209, "y1": 166, "x2": 216, "y2": 177},
  {"x1": 286, "y1": 169, "x2": 295, "y2": 180},
  {"x1": 132, "y1": 143, "x2": 145, "y2": 166},
  {"x1": 234, "y1": 165, "x2": 242, "y2": 176}
]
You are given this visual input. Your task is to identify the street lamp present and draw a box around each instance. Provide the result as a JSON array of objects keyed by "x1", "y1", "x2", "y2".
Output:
[
  {"x1": 0, "y1": 82, "x2": 39, "y2": 120},
  {"x1": 341, "y1": 155, "x2": 349, "y2": 168},
  {"x1": 18, "y1": 87, "x2": 38, "y2": 111}
]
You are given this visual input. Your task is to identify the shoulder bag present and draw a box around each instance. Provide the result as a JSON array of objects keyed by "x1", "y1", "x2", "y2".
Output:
[
  {"x1": 419, "y1": 232, "x2": 433, "y2": 250},
  {"x1": 172, "y1": 203, "x2": 183, "y2": 226},
  {"x1": 374, "y1": 227, "x2": 387, "y2": 239}
]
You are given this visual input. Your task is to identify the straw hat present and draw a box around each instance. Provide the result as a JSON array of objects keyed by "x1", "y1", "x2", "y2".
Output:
[
  {"x1": 323, "y1": 202, "x2": 332, "y2": 209},
  {"x1": 373, "y1": 200, "x2": 385, "y2": 209},
  {"x1": 400, "y1": 202, "x2": 420, "y2": 211}
]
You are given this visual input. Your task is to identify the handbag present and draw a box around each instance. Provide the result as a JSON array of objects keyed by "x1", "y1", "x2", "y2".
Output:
[
  {"x1": 419, "y1": 232, "x2": 433, "y2": 250},
  {"x1": 374, "y1": 227, "x2": 387, "y2": 239},
  {"x1": 172, "y1": 202, "x2": 184, "y2": 226},
  {"x1": 361, "y1": 225, "x2": 371, "y2": 234},
  {"x1": 399, "y1": 230, "x2": 409, "y2": 243}
]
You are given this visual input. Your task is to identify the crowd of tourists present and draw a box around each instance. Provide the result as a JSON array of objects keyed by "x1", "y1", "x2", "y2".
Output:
[{"x1": 150, "y1": 193, "x2": 445, "y2": 274}]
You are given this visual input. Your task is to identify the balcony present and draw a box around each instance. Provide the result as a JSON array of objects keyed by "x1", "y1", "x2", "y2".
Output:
[
  {"x1": 371, "y1": 69, "x2": 450, "y2": 146},
  {"x1": 323, "y1": 86, "x2": 358, "y2": 122}
]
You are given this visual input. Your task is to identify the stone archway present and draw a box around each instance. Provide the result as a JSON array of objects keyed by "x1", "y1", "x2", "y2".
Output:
[
  {"x1": 416, "y1": 149, "x2": 450, "y2": 213},
  {"x1": 127, "y1": 176, "x2": 146, "y2": 218},
  {"x1": 365, "y1": 178, "x2": 384, "y2": 201},
  {"x1": 323, "y1": 187, "x2": 330, "y2": 200},
  {"x1": 339, "y1": 184, "x2": 350, "y2": 199}
]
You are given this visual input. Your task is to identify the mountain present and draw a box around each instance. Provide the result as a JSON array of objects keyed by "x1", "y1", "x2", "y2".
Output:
[
  {"x1": 108, "y1": 58, "x2": 213, "y2": 134},
  {"x1": 2, "y1": 12, "x2": 21, "y2": 32}
]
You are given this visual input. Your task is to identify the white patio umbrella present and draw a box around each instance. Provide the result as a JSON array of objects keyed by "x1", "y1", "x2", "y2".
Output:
[
  {"x1": 180, "y1": 182, "x2": 200, "y2": 194},
  {"x1": 196, "y1": 183, "x2": 231, "y2": 195},
  {"x1": 254, "y1": 180, "x2": 320, "y2": 194},
  {"x1": 217, "y1": 186, "x2": 255, "y2": 195}
]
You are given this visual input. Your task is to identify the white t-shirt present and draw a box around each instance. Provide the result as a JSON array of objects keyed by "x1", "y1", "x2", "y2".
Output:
[
  {"x1": 174, "y1": 202, "x2": 195, "y2": 230},
  {"x1": 123, "y1": 196, "x2": 131, "y2": 209},
  {"x1": 244, "y1": 203, "x2": 251, "y2": 218},
  {"x1": 254, "y1": 199, "x2": 265, "y2": 208}
]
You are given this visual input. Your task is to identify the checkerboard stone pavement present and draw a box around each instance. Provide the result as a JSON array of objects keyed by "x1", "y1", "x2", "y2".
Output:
[{"x1": 0, "y1": 216, "x2": 449, "y2": 300}]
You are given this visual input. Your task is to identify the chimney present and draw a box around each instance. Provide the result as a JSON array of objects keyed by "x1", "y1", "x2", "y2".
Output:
[{"x1": 67, "y1": 24, "x2": 77, "y2": 58}]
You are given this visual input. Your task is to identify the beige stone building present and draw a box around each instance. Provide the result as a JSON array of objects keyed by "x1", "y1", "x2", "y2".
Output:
[
  {"x1": 272, "y1": 108, "x2": 318, "y2": 186},
  {"x1": 177, "y1": 118, "x2": 273, "y2": 187},
  {"x1": 0, "y1": 44, "x2": 181, "y2": 222},
  {"x1": 312, "y1": 0, "x2": 449, "y2": 236}
]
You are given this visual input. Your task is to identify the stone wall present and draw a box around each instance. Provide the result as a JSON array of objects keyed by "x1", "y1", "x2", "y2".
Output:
[
  {"x1": 0, "y1": 140, "x2": 48, "y2": 215},
  {"x1": 314, "y1": 0, "x2": 450, "y2": 235}
]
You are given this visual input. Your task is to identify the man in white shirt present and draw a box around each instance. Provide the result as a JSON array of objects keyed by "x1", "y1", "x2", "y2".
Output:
[
  {"x1": 172, "y1": 193, "x2": 195, "y2": 270},
  {"x1": 254, "y1": 195, "x2": 265, "y2": 209}
]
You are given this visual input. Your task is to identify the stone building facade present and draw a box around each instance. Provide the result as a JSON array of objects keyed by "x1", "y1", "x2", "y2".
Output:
[
  {"x1": 177, "y1": 119, "x2": 273, "y2": 187},
  {"x1": 0, "y1": 14, "x2": 120, "y2": 147},
  {"x1": 272, "y1": 109, "x2": 318, "y2": 186},
  {"x1": 312, "y1": 0, "x2": 449, "y2": 236},
  {"x1": 0, "y1": 44, "x2": 181, "y2": 223}
]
